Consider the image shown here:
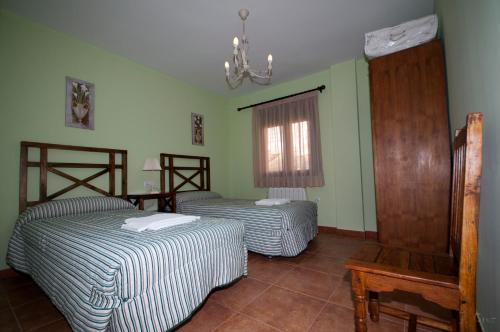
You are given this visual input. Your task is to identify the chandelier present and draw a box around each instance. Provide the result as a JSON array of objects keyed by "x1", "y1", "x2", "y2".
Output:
[{"x1": 224, "y1": 9, "x2": 273, "y2": 89}]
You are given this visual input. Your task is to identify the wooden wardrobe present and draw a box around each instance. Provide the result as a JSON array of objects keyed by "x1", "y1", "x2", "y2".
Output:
[{"x1": 369, "y1": 40, "x2": 451, "y2": 253}]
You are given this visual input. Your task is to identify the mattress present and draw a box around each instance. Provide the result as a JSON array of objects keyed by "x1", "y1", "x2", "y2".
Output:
[
  {"x1": 7, "y1": 197, "x2": 247, "y2": 332},
  {"x1": 177, "y1": 196, "x2": 318, "y2": 257}
]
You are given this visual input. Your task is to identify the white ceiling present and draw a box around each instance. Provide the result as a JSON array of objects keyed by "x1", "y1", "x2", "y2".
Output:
[{"x1": 2, "y1": 0, "x2": 434, "y2": 96}]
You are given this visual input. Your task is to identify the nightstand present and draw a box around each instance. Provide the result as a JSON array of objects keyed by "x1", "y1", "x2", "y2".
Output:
[{"x1": 127, "y1": 192, "x2": 176, "y2": 212}]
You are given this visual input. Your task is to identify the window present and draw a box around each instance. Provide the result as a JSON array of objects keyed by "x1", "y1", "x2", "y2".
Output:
[
  {"x1": 266, "y1": 126, "x2": 284, "y2": 172},
  {"x1": 291, "y1": 121, "x2": 310, "y2": 171},
  {"x1": 252, "y1": 92, "x2": 324, "y2": 187},
  {"x1": 265, "y1": 121, "x2": 310, "y2": 173}
]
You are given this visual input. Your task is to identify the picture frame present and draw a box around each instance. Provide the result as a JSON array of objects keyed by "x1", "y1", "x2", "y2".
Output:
[
  {"x1": 65, "y1": 77, "x2": 95, "y2": 130},
  {"x1": 191, "y1": 113, "x2": 204, "y2": 146}
]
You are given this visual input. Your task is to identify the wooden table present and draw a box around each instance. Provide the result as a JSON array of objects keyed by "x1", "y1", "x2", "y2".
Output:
[{"x1": 127, "y1": 192, "x2": 175, "y2": 212}]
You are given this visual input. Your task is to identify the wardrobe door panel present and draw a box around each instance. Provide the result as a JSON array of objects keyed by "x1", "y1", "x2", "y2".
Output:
[{"x1": 369, "y1": 40, "x2": 451, "y2": 253}]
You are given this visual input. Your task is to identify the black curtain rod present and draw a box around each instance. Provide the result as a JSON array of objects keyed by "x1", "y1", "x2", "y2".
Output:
[{"x1": 237, "y1": 85, "x2": 326, "y2": 111}]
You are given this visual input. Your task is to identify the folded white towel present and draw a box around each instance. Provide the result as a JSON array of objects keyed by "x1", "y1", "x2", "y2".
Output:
[
  {"x1": 255, "y1": 198, "x2": 291, "y2": 206},
  {"x1": 124, "y1": 213, "x2": 191, "y2": 224},
  {"x1": 121, "y1": 213, "x2": 200, "y2": 232},
  {"x1": 147, "y1": 217, "x2": 198, "y2": 230}
]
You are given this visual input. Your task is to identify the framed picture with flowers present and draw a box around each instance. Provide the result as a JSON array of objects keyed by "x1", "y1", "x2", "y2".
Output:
[
  {"x1": 191, "y1": 113, "x2": 204, "y2": 146},
  {"x1": 65, "y1": 77, "x2": 95, "y2": 130}
]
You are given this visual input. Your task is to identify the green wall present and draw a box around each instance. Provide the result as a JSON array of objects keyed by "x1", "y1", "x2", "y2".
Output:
[
  {"x1": 435, "y1": 1, "x2": 500, "y2": 330},
  {"x1": 0, "y1": 11, "x2": 229, "y2": 269},
  {"x1": 225, "y1": 59, "x2": 376, "y2": 232},
  {"x1": 0, "y1": 10, "x2": 378, "y2": 271}
]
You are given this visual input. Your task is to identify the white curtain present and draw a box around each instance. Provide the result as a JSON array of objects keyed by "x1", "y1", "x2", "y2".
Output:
[{"x1": 252, "y1": 91, "x2": 324, "y2": 187}]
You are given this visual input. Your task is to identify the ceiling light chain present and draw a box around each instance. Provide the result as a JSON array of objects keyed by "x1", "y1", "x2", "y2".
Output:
[{"x1": 224, "y1": 9, "x2": 273, "y2": 89}]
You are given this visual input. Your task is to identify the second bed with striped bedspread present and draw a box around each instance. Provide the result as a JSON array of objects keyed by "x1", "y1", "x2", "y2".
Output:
[{"x1": 176, "y1": 195, "x2": 318, "y2": 257}]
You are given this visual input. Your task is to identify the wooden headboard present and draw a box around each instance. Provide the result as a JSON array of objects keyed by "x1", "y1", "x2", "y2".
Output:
[
  {"x1": 159, "y1": 153, "x2": 210, "y2": 194},
  {"x1": 19, "y1": 141, "x2": 128, "y2": 212}
]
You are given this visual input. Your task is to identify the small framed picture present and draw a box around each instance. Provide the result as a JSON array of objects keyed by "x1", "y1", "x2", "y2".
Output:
[
  {"x1": 191, "y1": 113, "x2": 204, "y2": 146},
  {"x1": 65, "y1": 77, "x2": 95, "y2": 130}
]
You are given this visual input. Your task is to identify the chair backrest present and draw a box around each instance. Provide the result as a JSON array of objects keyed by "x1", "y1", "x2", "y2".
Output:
[
  {"x1": 449, "y1": 113, "x2": 483, "y2": 294},
  {"x1": 268, "y1": 187, "x2": 308, "y2": 201}
]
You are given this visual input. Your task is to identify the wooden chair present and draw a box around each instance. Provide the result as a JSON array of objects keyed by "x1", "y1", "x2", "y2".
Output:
[{"x1": 345, "y1": 113, "x2": 483, "y2": 332}]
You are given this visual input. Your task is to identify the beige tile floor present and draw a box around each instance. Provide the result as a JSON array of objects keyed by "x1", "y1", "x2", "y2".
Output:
[{"x1": 0, "y1": 233, "x2": 451, "y2": 331}]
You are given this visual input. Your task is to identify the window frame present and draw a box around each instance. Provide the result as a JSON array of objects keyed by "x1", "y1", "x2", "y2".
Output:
[{"x1": 262, "y1": 117, "x2": 313, "y2": 176}]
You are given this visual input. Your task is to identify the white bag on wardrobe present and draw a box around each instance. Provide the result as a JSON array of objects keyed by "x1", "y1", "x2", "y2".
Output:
[{"x1": 364, "y1": 14, "x2": 438, "y2": 59}]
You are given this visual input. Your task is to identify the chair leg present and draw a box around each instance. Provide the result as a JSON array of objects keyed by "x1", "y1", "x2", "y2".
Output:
[
  {"x1": 351, "y1": 270, "x2": 367, "y2": 332},
  {"x1": 459, "y1": 298, "x2": 477, "y2": 332},
  {"x1": 368, "y1": 291, "x2": 380, "y2": 322}
]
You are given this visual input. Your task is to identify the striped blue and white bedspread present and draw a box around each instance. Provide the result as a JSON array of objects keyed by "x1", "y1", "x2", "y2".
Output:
[
  {"x1": 7, "y1": 197, "x2": 247, "y2": 332},
  {"x1": 177, "y1": 198, "x2": 317, "y2": 257}
]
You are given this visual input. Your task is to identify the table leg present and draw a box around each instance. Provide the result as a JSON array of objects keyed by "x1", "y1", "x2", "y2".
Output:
[
  {"x1": 368, "y1": 291, "x2": 380, "y2": 322},
  {"x1": 138, "y1": 198, "x2": 145, "y2": 210},
  {"x1": 351, "y1": 270, "x2": 367, "y2": 332}
]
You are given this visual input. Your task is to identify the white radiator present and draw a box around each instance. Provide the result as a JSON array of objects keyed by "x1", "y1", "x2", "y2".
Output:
[{"x1": 268, "y1": 188, "x2": 307, "y2": 201}]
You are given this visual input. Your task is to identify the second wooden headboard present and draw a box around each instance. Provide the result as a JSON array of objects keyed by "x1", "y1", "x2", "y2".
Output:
[{"x1": 159, "y1": 153, "x2": 210, "y2": 194}]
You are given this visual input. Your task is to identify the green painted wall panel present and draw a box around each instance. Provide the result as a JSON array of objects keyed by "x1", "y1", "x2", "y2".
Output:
[
  {"x1": 330, "y1": 60, "x2": 365, "y2": 231},
  {"x1": 435, "y1": 1, "x2": 500, "y2": 330},
  {"x1": 356, "y1": 59, "x2": 377, "y2": 232}
]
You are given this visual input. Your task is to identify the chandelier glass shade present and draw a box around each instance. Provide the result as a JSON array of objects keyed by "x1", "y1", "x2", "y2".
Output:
[{"x1": 224, "y1": 9, "x2": 273, "y2": 89}]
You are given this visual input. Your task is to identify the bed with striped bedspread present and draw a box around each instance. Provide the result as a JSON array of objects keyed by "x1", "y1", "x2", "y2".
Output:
[
  {"x1": 176, "y1": 193, "x2": 318, "y2": 257},
  {"x1": 7, "y1": 197, "x2": 247, "y2": 332}
]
